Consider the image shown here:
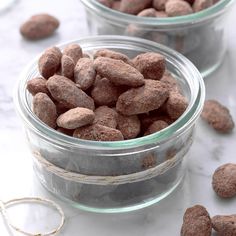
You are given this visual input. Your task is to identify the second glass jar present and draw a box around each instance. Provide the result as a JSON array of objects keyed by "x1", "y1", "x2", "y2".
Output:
[{"x1": 81, "y1": 0, "x2": 234, "y2": 77}]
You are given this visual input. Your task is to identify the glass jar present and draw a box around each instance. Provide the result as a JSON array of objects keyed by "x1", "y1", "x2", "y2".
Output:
[
  {"x1": 80, "y1": 0, "x2": 234, "y2": 77},
  {"x1": 15, "y1": 36, "x2": 205, "y2": 213}
]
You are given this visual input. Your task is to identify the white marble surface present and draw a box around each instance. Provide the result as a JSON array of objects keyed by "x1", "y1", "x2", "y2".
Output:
[{"x1": 0, "y1": 0, "x2": 235, "y2": 235}]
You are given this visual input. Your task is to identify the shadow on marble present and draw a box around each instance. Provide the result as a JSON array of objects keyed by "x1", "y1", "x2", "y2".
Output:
[
  {"x1": 29, "y1": 170, "x2": 192, "y2": 236},
  {"x1": 19, "y1": 32, "x2": 62, "y2": 54}
]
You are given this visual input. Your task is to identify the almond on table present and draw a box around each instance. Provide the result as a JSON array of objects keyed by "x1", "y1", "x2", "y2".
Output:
[
  {"x1": 201, "y1": 100, "x2": 235, "y2": 133},
  {"x1": 212, "y1": 214, "x2": 236, "y2": 236},
  {"x1": 181, "y1": 205, "x2": 212, "y2": 236},
  {"x1": 212, "y1": 163, "x2": 236, "y2": 198},
  {"x1": 20, "y1": 14, "x2": 59, "y2": 40}
]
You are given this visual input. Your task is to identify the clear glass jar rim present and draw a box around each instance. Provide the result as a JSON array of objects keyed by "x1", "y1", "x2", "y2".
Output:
[
  {"x1": 15, "y1": 36, "x2": 205, "y2": 150},
  {"x1": 80, "y1": 0, "x2": 234, "y2": 26}
]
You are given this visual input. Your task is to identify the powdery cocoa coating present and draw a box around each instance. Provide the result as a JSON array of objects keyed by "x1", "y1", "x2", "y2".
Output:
[
  {"x1": 61, "y1": 55, "x2": 75, "y2": 79},
  {"x1": 63, "y1": 44, "x2": 83, "y2": 64},
  {"x1": 120, "y1": 0, "x2": 152, "y2": 15},
  {"x1": 133, "y1": 52, "x2": 166, "y2": 80},
  {"x1": 144, "y1": 120, "x2": 169, "y2": 135},
  {"x1": 117, "y1": 113, "x2": 141, "y2": 139},
  {"x1": 112, "y1": 1, "x2": 121, "y2": 10},
  {"x1": 201, "y1": 100, "x2": 235, "y2": 133},
  {"x1": 57, "y1": 107, "x2": 95, "y2": 129},
  {"x1": 33, "y1": 92, "x2": 57, "y2": 128},
  {"x1": 193, "y1": 0, "x2": 213, "y2": 12},
  {"x1": 74, "y1": 58, "x2": 96, "y2": 90},
  {"x1": 20, "y1": 14, "x2": 59, "y2": 40},
  {"x1": 94, "y1": 57, "x2": 145, "y2": 87},
  {"x1": 73, "y1": 124, "x2": 124, "y2": 141},
  {"x1": 181, "y1": 205, "x2": 212, "y2": 236},
  {"x1": 46, "y1": 75, "x2": 95, "y2": 110},
  {"x1": 94, "y1": 49, "x2": 132, "y2": 65},
  {"x1": 137, "y1": 8, "x2": 157, "y2": 17},
  {"x1": 156, "y1": 10, "x2": 168, "y2": 17},
  {"x1": 165, "y1": 0, "x2": 193, "y2": 16},
  {"x1": 212, "y1": 215, "x2": 236, "y2": 236},
  {"x1": 38, "y1": 47, "x2": 62, "y2": 79},
  {"x1": 212, "y1": 163, "x2": 236, "y2": 198},
  {"x1": 160, "y1": 71, "x2": 180, "y2": 92},
  {"x1": 116, "y1": 80, "x2": 169, "y2": 115},
  {"x1": 91, "y1": 77, "x2": 123, "y2": 106},
  {"x1": 97, "y1": 0, "x2": 113, "y2": 7},
  {"x1": 94, "y1": 106, "x2": 118, "y2": 128},
  {"x1": 153, "y1": 0, "x2": 168, "y2": 11},
  {"x1": 166, "y1": 91, "x2": 188, "y2": 120},
  {"x1": 27, "y1": 77, "x2": 49, "y2": 95}
]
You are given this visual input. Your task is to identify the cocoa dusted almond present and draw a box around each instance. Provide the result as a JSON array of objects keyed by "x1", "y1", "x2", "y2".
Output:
[
  {"x1": 94, "y1": 106, "x2": 118, "y2": 129},
  {"x1": 201, "y1": 100, "x2": 235, "y2": 133},
  {"x1": 33, "y1": 92, "x2": 57, "y2": 128},
  {"x1": 27, "y1": 77, "x2": 49, "y2": 96},
  {"x1": 56, "y1": 107, "x2": 95, "y2": 129},
  {"x1": 94, "y1": 49, "x2": 133, "y2": 65},
  {"x1": 212, "y1": 214, "x2": 236, "y2": 236},
  {"x1": 116, "y1": 80, "x2": 169, "y2": 115},
  {"x1": 46, "y1": 75, "x2": 95, "y2": 110},
  {"x1": 132, "y1": 52, "x2": 166, "y2": 80},
  {"x1": 94, "y1": 57, "x2": 145, "y2": 87},
  {"x1": 165, "y1": 0, "x2": 193, "y2": 16},
  {"x1": 20, "y1": 14, "x2": 59, "y2": 40},
  {"x1": 63, "y1": 44, "x2": 83, "y2": 64},
  {"x1": 181, "y1": 205, "x2": 212, "y2": 236},
  {"x1": 74, "y1": 58, "x2": 96, "y2": 90},
  {"x1": 117, "y1": 113, "x2": 141, "y2": 139},
  {"x1": 73, "y1": 124, "x2": 124, "y2": 141},
  {"x1": 212, "y1": 163, "x2": 236, "y2": 198}
]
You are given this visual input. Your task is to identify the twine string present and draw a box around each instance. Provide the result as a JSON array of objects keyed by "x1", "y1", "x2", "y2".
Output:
[
  {"x1": 33, "y1": 136, "x2": 192, "y2": 186},
  {"x1": 0, "y1": 197, "x2": 65, "y2": 236}
]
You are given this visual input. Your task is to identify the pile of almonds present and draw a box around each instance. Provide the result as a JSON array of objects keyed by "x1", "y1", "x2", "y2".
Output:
[
  {"x1": 98, "y1": 0, "x2": 217, "y2": 18},
  {"x1": 27, "y1": 44, "x2": 189, "y2": 141}
]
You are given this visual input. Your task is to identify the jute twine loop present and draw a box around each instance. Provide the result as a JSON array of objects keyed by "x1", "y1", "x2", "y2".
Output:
[
  {"x1": 33, "y1": 136, "x2": 192, "y2": 186},
  {"x1": 0, "y1": 197, "x2": 65, "y2": 236}
]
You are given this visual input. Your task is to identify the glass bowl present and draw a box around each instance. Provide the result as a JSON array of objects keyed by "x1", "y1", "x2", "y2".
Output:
[
  {"x1": 80, "y1": 0, "x2": 234, "y2": 77},
  {"x1": 15, "y1": 36, "x2": 205, "y2": 213}
]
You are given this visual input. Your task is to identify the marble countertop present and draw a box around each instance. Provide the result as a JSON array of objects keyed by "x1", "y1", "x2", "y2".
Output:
[{"x1": 0, "y1": 0, "x2": 235, "y2": 235}]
